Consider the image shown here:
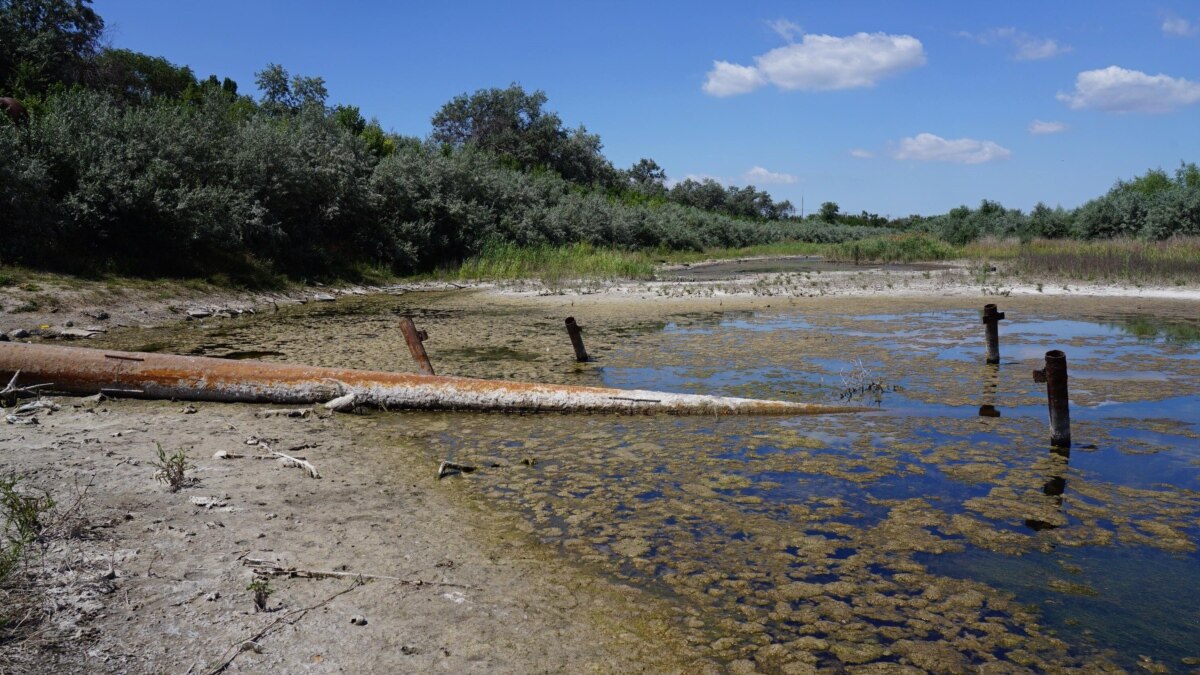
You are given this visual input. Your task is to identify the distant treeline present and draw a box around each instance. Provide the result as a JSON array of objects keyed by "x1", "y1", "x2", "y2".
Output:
[{"x1": 2, "y1": 0, "x2": 1198, "y2": 281}]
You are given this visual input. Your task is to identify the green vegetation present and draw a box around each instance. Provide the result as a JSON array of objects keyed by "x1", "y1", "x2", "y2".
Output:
[
  {"x1": 151, "y1": 443, "x2": 194, "y2": 492},
  {"x1": 447, "y1": 242, "x2": 656, "y2": 284},
  {"x1": 0, "y1": 475, "x2": 53, "y2": 583},
  {"x1": 828, "y1": 233, "x2": 959, "y2": 263},
  {"x1": 2, "y1": 1, "x2": 1199, "y2": 286}
]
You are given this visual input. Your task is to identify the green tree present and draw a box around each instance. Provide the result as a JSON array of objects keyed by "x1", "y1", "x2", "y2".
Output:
[
  {"x1": 430, "y1": 84, "x2": 614, "y2": 186},
  {"x1": 91, "y1": 48, "x2": 196, "y2": 102},
  {"x1": 819, "y1": 201, "x2": 840, "y2": 223},
  {"x1": 254, "y1": 63, "x2": 327, "y2": 113},
  {"x1": 0, "y1": 0, "x2": 104, "y2": 94}
]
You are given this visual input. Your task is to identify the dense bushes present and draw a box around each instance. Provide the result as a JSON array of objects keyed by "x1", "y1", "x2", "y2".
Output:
[{"x1": 0, "y1": 88, "x2": 803, "y2": 278}]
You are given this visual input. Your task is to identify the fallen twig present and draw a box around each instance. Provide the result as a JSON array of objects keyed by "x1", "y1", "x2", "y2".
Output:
[
  {"x1": 242, "y1": 558, "x2": 470, "y2": 587},
  {"x1": 204, "y1": 580, "x2": 364, "y2": 675},
  {"x1": 271, "y1": 451, "x2": 320, "y2": 479}
]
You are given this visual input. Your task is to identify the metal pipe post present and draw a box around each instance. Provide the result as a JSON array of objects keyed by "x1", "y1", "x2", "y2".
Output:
[
  {"x1": 982, "y1": 304, "x2": 1005, "y2": 365},
  {"x1": 399, "y1": 317, "x2": 436, "y2": 375},
  {"x1": 1032, "y1": 350, "x2": 1071, "y2": 448},
  {"x1": 565, "y1": 317, "x2": 589, "y2": 362}
]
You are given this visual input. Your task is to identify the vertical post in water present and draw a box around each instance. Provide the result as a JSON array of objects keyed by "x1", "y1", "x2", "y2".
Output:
[
  {"x1": 399, "y1": 317, "x2": 435, "y2": 376},
  {"x1": 565, "y1": 317, "x2": 589, "y2": 362},
  {"x1": 981, "y1": 304, "x2": 1005, "y2": 365},
  {"x1": 1032, "y1": 350, "x2": 1070, "y2": 449}
]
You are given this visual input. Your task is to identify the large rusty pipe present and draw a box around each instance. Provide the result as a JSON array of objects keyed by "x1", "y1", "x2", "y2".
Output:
[{"x1": 0, "y1": 342, "x2": 872, "y2": 416}]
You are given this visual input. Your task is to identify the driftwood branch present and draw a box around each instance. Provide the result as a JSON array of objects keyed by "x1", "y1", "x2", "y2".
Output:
[
  {"x1": 242, "y1": 558, "x2": 470, "y2": 588},
  {"x1": 271, "y1": 451, "x2": 321, "y2": 479}
]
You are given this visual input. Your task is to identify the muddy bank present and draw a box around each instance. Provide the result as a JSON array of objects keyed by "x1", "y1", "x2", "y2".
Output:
[{"x1": 3, "y1": 278, "x2": 1199, "y2": 672}]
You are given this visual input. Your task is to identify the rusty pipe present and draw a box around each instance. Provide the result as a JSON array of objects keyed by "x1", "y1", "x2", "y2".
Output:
[
  {"x1": 398, "y1": 317, "x2": 435, "y2": 375},
  {"x1": 565, "y1": 317, "x2": 589, "y2": 362},
  {"x1": 1032, "y1": 350, "x2": 1071, "y2": 448},
  {"x1": 0, "y1": 342, "x2": 873, "y2": 416},
  {"x1": 981, "y1": 304, "x2": 1005, "y2": 365}
]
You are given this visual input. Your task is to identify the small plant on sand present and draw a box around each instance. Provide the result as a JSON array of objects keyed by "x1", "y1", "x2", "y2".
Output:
[
  {"x1": 248, "y1": 577, "x2": 274, "y2": 612},
  {"x1": 0, "y1": 475, "x2": 54, "y2": 582},
  {"x1": 151, "y1": 443, "x2": 195, "y2": 492}
]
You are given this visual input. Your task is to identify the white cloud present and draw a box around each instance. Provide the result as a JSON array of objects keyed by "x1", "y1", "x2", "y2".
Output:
[
  {"x1": 702, "y1": 61, "x2": 766, "y2": 97},
  {"x1": 1057, "y1": 66, "x2": 1200, "y2": 113},
  {"x1": 848, "y1": 148, "x2": 875, "y2": 159},
  {"x1": 1028, "y1": 119, "x2": 1067, "y2": 135},
  {"x1": 703, "y1": 32, "x2": 925, "y2": 96},
  {"x1": 1012, "y1": 35, "x2": 1069, "y2": 61},
  {"x1": 768, "y1": 18, "x2": 802, "y2": 42},
  {"x1": 743, "y1": 166, "x2": 798, "y2": 184},
  {"x1": 893, "y1": 133, "x2": 1012, "y2": 164},
  {"x1": 1162, "y1": 14, "x2": 1198, "y2": 37},
  {"x1": 959, "y1": 27, "x2": 1070, "y2": 60}
]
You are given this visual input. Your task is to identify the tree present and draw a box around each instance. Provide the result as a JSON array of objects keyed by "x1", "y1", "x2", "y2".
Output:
[
  {"x1": 430, "y1": 84, "x2": 614, "y2": 186},
  {"x1": 254, "y1": 63, "x2": 327, "y2": 113},
  {"x1": 628, "y1": 158, "x2": 667, "y2": 194},
  {"x1": 0, "y1": 0, "x2": 105, "y2": 94},
  {"x1": 819, "y1": 201, "x2": 840, "y2": 223},
  {"x1": 92, "y1": 48, "x2": 196, "y2": 102}
]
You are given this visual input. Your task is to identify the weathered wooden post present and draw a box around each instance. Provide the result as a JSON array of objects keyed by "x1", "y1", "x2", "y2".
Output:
[
  {"x1": 565, "y1": 317, "x2": 589, "y2": 362},
  {"x1": 981, "y1": 304, "x2": 1005, "y2": 365},
  {"x1": 1032, "y1": 350, "x2": 1070, "y2": 448},
  {"x1": 399, "y1": 317, "x2": 435, "y2": 375}
]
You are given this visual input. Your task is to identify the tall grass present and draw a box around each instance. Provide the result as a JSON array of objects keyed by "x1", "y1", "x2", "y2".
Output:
[
  {"x1": 826, "y1": 233, "x2": 959, "y2": 263},
  {"x1": 1009, "y1": 237, "x2": 1200, "y2": 284},
  {"x1": 446, "y1": 242, "x2": 656, "y2": 284},
  {"x1": 655, "y1": 240, "x2": 828, "y2": 264}
]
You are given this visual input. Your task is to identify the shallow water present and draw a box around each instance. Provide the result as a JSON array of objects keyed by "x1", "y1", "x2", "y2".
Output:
[
  {"x1": 90, "y1": 296, "x2": 1200, "y2": 670},
  {"x1": 425, "y1": 307, "x2": 1199, "y2": 670}
]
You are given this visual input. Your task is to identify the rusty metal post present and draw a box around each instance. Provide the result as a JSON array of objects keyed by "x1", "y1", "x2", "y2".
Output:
[
  {"x1": 399, "y1": 317, "x2": 435, "y2": 375},
  {"x1": 1032, "y1": 350, "x2": 1070, "y2": 449},
  {"x1": 565, "y1": 317, "x2": 589, "y2": 362},
  {"x1": 981, "y1": 304, "x2": 1005, "y2": 365}
]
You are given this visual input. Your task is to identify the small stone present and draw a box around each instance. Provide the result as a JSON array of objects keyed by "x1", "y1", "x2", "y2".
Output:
[
  {"x1": 313, "y1": 293, "x2": 336, "y2": 302},
  {"x1": 205, "y1": 592, "x2": 220, "y2": 601},
  {"x1": 350, "y1": 615, "x2": 367, "y2": 626},
  {"x1": 11, "y1": 329, "x2": 30, "y2": 338},
  {"x1": 96, "y1": 311, "x2": 110, "y2": 321},
  {"x1": 65, "y1": 320, "x2": 74, "y2": 327},
  {"x1": 187, "y1": 309, "x2": 212, "y2": 319}
]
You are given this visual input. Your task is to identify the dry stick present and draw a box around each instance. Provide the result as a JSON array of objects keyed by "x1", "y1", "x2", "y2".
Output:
[
  {"x1": 243, "y1": 558, "x2": 471, "y2": 587},
  {"x1": 270, "y1": 451, "x2": 321, "y2": 479},
  {"x1": 204, "y1": 580, "x2": 363, "y2": 675}
]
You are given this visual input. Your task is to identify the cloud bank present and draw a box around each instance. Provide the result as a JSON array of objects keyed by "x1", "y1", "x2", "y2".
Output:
[
  {"x1": 893, "y1": 133, "x2": 1011, "y2": 164},
  {"x1": 1028, "y1": 120, "x2": 1067, "y2": 135},
  {"x1": 703, "y1": 32, "x2": 926, "y2": 97},
  {"x1": 1057, "y1": 66, "x2": 1200, "y2": 113},
  {"x1": 959, "y1": 27, "x2": 1070, "y2": 60},
  {"x1": 743, "y1": 166, "x2": 798, "y2": 184}
]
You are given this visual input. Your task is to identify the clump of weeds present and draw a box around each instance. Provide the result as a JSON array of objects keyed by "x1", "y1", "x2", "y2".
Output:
[
  {"x1": 248, "y1": 577, "x2": 274, "y2": 612},
  {"x1": 151, "y1": 443, "x2": 195, "y2": 491}
]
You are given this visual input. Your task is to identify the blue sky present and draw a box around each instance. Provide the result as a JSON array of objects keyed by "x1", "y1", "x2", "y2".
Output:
[{"x1": 94, "y1": 1, "x2": 1200, "y2": 217}]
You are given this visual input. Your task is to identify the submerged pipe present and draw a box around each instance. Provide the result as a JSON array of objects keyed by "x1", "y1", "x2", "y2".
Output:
[{"x1": 0, "y1": 342, "x2": 872, "y2": 416}]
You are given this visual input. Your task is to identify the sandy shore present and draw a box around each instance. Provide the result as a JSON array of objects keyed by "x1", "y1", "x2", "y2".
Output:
[{"x1": 2, "y1": 263, "x2": 1198, "y2": 673}]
